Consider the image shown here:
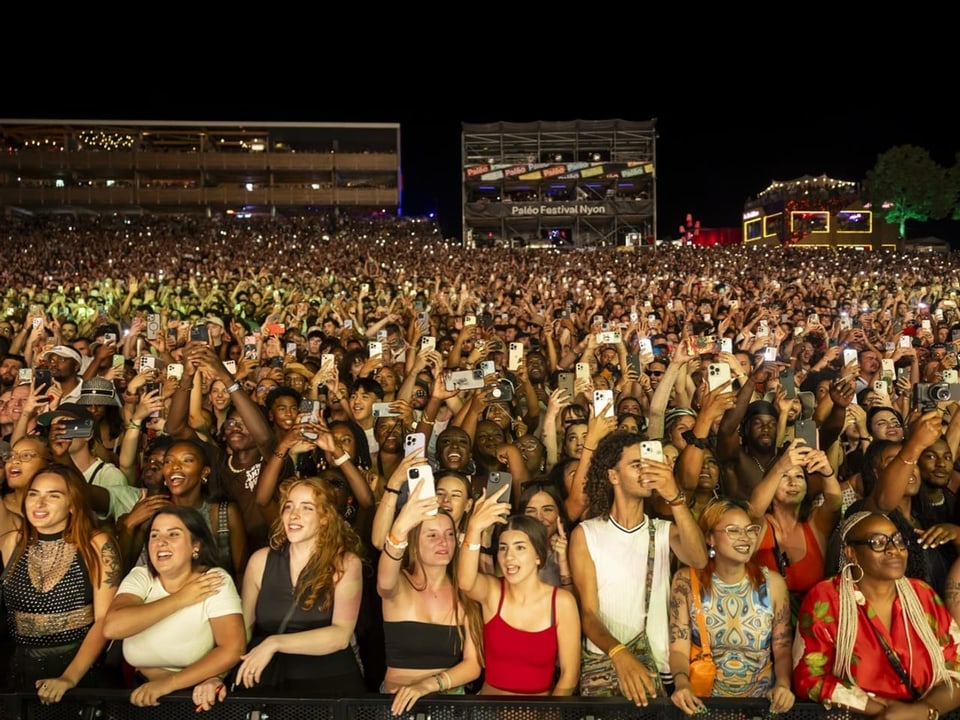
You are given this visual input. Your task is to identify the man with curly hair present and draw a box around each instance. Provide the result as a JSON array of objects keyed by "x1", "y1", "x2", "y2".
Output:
[{"x1": 569, "y1": 431, "x2": 708, "y2": 705}]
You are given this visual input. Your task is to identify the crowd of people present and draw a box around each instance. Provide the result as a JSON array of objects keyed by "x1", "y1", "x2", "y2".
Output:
[{"x1": 2, "y1": 211, "x2": 960, "y2": 718}]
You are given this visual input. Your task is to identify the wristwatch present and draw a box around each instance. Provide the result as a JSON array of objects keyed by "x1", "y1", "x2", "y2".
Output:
[{"x1": 681, "y1": 429, "x2": 710, "y2": 450}]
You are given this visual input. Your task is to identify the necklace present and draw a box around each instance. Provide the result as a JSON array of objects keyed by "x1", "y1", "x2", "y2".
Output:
[
  {"x1": 746, "y1": 451, "x2": 774, "y2": 474},
  {"x1": 29, "y1": 533, "x2": 69, "y2": 593}
]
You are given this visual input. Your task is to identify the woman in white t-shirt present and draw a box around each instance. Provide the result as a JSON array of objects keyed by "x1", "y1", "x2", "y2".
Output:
[{"x1": 103, "y1": 505, "x2": 246, "y2": 712}]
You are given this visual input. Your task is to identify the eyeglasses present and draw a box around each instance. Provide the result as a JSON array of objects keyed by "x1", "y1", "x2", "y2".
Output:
[
  {"x1": 223, "y1": 419, "x2": 247, "y2": 431},
  {"x1": 648, "y1": 370, "x2": 665, "y2": 376},
  {"x1": 716, "y1": 524, "x2": 762, "y2": 539},
  {"x1": 847, "y1": 532, "x2": 908, "y2": 553},
  {"x1": 2, "y1": 451, "x2": 42, "y2": 463}
]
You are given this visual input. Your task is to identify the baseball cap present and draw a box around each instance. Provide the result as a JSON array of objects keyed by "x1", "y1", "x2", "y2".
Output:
[
  {"x1": 744, "y1": 400, "x2": 779, "y2": 422},
  {"x1": 37, "y1": 402, "x2": 95, "y2": 426},
  {"x1": 41, "y1": 345, "x2": 82, "y2": 366}
]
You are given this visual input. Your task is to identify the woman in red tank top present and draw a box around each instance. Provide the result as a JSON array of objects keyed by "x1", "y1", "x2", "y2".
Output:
[{"x1": 456, "y1": 486, "x2": 581, "y2": 695}]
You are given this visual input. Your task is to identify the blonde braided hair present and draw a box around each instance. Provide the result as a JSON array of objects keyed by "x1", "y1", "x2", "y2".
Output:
[{"x1": 835, "y1": 511, "x2": 960, "y2": 694}]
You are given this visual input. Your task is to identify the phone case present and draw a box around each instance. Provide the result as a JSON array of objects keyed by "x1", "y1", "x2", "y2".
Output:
[
  {"x1": 404, "y1": 432, "x2": 426, "y2": 457},
  {"x1": 485, "y1": 471, "x2": 512, "y2": 504},
  {"x1": 575, "y1": 362, "x2": 591, "y2": 383},
  {"x1": 406, "y1": 464, "x2": 437, "y2": 514},
  {"x1": 508, "y1": 343, "x2": 523, "y2": 371},
  {"x1": 708, "y1": 362, "x2": 732, "y2": 391},
  {"x1": 593, "y1": 389, "x2": 614, "y2": 418},
  {"x1": 639, "y1": 440, "x2": 664, "y2": 462}
]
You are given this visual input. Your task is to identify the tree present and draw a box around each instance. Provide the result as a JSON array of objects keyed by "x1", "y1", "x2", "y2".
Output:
[{"x1": 863, "y1": 145, "x2": 953, "y2": 239}]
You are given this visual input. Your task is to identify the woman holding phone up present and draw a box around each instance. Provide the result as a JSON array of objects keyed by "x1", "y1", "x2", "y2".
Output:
[{"x1": 457, "y1": 485, "x2": 581, "y2": 695}]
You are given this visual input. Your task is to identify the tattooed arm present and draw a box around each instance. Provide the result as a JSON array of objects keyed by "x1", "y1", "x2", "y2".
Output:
[
  {"x1": 668, "y1": 566, "x2": 705, "y2": 716},
  {"x1": 35, "y1": 532, "x2": 121, "y2": 704},
  {"x1": 767, "y1": 570, "x2": 797, "y2": 713}
]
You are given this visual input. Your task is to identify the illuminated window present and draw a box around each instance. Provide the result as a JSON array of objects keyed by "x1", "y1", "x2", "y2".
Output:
[
  {"x1": 790, "y1": 211, "x2": 829, "y2": 233},
  {"x1": 836, "y1": 210, "x2": 872, "y2": 233},
  {"x1": 764, "y1": 213, "x2": 782, "y2": 238},
  {"x1": 744, "y1": 218, "x2": 762, "y2": 242}
]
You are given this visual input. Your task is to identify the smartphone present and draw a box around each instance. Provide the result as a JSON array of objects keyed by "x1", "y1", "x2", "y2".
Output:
[
  {"x1": 57, "y1": 417, "x2": 94, "y2": 439},
  {"x1": 843, "y1": 348, "x2": 859, "y2": 367},
  {"x1": 873, "y1": 379, "x2": 890, "y2": 396},
  {"x1": 404, "y1": 432, "x2": 426, "y2": 458},
  {"x1": 416, "y1": 312, "x2": 429, "y2": 329},
  {"x1": 321, "y1": 353, "x2": 336, "y2": 369},
  {"x1": 166, "y1": 363, "x2": 184, "y2": 382},
  {"x1": 575, "y1": 362, "x2": 591, "y2": 383},
  {"x1": 638, "y1": 338, "x2": 653, "y2": 356},
  {"x1": 944, "y1": 370, "x2": 959, "y2": 384},
  {"x1": 593, "y1": 389, "x2": 614, "y2": 418},
  {"x1": 372, "y1": 402, "x2": 400, "y2": 418},
  {"x1": 881, "y1": 358, "x2": 896, "y2": 380},
  {"x1": 420, "y1": 336, "x2": 436, "y2": 353},
  {"x1": 343, "y1": 319, "x2": 354, "y2": 330},
  {"x1": 406, "y1": 464, "x2": 437, "y2": 514},
  {"x1": 479, "y1": 360, "x2": 496, "y2": 377},
  {"x1": 900, "y1": 336, "x2": 912, "y2": 349},
  {"x1": 596, "y1": 330, "x2": 622, "y2": 345},
  {"x1": 103, "y1": 332, "x2": 117, "y2": 345},
  {"x1": 463, "y1": 314, "x2": 477, "y2": 327},
  {"x1": 146, "y1": 313, "x2": 160, "y2": 340},
  {"x1": 763, "y1": 346, "x2": 777, "y2": 363},
  {"x1": 377, "y1": 329, "x2": 388, "y2": 342},
  {"x1": 190, "y1": 325, "x2": 210, "y2": 343},
  {"x1": 719, "y1": 337, "x2": 733, "y2": 354},
  {"x1": 286, "y1": 342, "x2": 298, "y2": 356},
  {"x1": 111, "y1": 354, "x2": 125, "y2": 370},
  {"x1": 485, "y1": 471, "x2": 513, "y2": 505},
  {"x1": 221, "y1": 359, "x2": 236, "y2": 376},
  {"x1": 444, "y1": 368, "x2": 485, "y2": 391},
  {"x1": 138, "y1": 355, "x2": 157, "y2": 374},
  {"x1": 839, "y1": 315, "x2": 853, "y2": 331},
  {"x1": 707, "y1": 362, "x2": 732, "y2": 392},
  {"x1": 922, "y1": 319, "x2": 932, "y2": 331},
  {"x1": 33, "y1": 369, "x2": 53, "y2": 393},
  {"x1": 593, "y1": 314, "x2": 604, "y2": 326},
  {"x1": 17, "y1": 368, "x2": 33, "y2": 385},
  {"x1": 757, "y1": 319, "x2": 769, "y2": 337},
  {"x1": 508, "y1": 342, "x2": 523, "y2": 372},
  {"x1": 897, "y1": 367, "x2": 911, "y2": 382},
  {"x1": 639, "y1": 439, "x2": 664, "y2": 463},
  {"x1": 557, "y1": 371, "x2": 575, "y2": 398},
  {"x1": 367, "y1": 341, "x2": 383, "y2": 358},
  {"x1": 794, "y1": 417, "x2": 819, "y2": 449},
  {"x1": 808, "y1": 313, "x2": 819, "y2": 325},
  {"x1": 779, "y1": 368, "x2": 797, "y2": 399}
]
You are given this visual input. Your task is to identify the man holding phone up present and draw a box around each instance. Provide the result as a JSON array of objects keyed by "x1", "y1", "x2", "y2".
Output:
[{"x1": 569, "y1": 432, "x2": 707, "y2": 705}]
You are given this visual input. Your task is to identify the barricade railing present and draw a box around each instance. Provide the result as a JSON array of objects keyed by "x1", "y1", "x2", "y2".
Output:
[{"x1": 4, "y1": 688, "x2": 938, "y2": 720}]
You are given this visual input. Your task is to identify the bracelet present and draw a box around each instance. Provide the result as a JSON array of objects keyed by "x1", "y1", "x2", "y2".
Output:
[
  {"x1": 466, "y1": 542, "x2": 482, "y2": 551},
  {"x1": 560, "y1": 575, "x2": 573, "y2": 586},
  {"x1": 127, "y1": 420, "x2": 142, "y2": 430},
  {"x1": 607, "y1": 643, "x2": 628, "y2": 659},
  {"x1": 176, "y1": 384, "x2": 192, "y2": 393},
  {"x1": 383, "y1": 546, "x2": 403, "y2": 561},
  {"x1": 582, "y1": 445, "x2": 597, "y2": 452},
  {"x1": 333, "y1": 451, "x2": 351, "y2": 467},
  {"x1": 225, "y1": 381, "x2": 241, "y2": 394},
  {"x1": 673, "y1": 670, "x2": 689, "y2": 680},
  {"x1": 383, "y1": 486, "x2": 401, "y2": 495},
  {"x1": 420, "y1": 416, "x2": 436, "y2": 426},
  {"x1": 440, "y1": 671, "x2": 452, "y2": 691},
  {"x1": 434, "y1": 674, "x2": 444, "y2": 692},
  {"x1": 387, "y1": 532, "x2": 409, "y2": 549},
  {"x1": 272, "y1": 448, "x2": 287, "y2": 460},
  {"x1": 896, "y1": 454, "x2": 917, "y2": 465},
  {"x1": 665, "y1": 490, "x2": 687, "y2": 507}
]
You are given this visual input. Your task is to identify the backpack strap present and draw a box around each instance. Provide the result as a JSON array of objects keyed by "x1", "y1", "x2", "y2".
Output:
[{"x1": 215, "y1": 500, "x2": 233, "y2": 574}]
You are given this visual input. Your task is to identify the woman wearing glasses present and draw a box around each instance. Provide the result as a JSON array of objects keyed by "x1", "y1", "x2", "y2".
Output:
[
  {"x1": 794, "y1": 511, "x2": 960, "y2": 717},
  {"x1": 749, "y1": 438, "x2": 842, "y2": 622},
  {"x1": 669, "y1": 497, "x2": 794, "y2": 714}
]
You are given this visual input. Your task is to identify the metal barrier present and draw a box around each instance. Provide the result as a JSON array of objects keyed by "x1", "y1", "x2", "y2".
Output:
[{"x1": 0, "y1": 688, "x2": 915, "y2": 720}]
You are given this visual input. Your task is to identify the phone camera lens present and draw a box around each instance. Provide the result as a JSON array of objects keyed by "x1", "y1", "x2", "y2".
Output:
[{"x1": 409, "y1": 468, "x2": 419, "y2": 478}]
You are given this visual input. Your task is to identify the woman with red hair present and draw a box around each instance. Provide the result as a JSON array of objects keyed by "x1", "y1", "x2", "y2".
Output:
[{"x1": 668, "y1": 497, "x2": 795, "y2": 716}]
